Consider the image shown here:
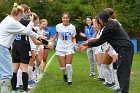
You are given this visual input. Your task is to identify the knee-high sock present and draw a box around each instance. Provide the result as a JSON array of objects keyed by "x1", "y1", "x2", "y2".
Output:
[
  {"x1": 1, "y1": 79, "x2": 11, "y2": 93},
  {"x1": 33, "y1": 66, "x2": 39, "y2": 77},
  {"x1": 11, "y1": 72, "x2": 17, "y2": 90},
  {"x1": 22, "y1": 72, "x2": 28, "y2": 91},
  {"x1": 104, "y1": 64, "x2": 113, "y2": 84},
  {"x1": 66, "y1": 64, "x2": 72, "y2": 82},
  {"x1": 96, "y1": 62, "x2": 101, "y2": 78},
  {"x1": 60, "y1": 67, "x2": 67, "y2": 75},
  {"x1": 17, "y1": 69, "x2": 22, "y2": 87},
  {"x1": 113, "y1": 69, "x2": 120, "y2": 88},
  {"x1": 28, "y1": 66, "x2": 33, "y2": 81}
]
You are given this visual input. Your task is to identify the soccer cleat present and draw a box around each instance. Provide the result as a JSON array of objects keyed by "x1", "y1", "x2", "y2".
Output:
[
  {"x1": 28, "y1": 80, "x2": 36, "y2": 85},
  {"x1": 63, "y1": 75, "x2": 67, "y2": 82},
  {"x1": 68, "y1": 82, "x2": 72, "y2": 85}
]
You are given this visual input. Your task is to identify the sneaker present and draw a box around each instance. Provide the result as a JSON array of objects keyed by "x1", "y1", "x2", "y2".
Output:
[
  {"x1": 28, "y1": 80, "x2": 36, "y2": 85},
  {"x1": 63, "y1": 75, "x2": 67, "y2": 82},
  {"x1": 68, "y1": 82, "x2": 72, "y2": 85}
]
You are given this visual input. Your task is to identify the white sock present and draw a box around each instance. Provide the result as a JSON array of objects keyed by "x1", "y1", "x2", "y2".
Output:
[
  {"x1": 17, "y1": 69, "x2": 22, "y2": 87},
  {"x1": 100, "y1": 64, "x2": 105, "y2": 79},
  {"x1": 104, "y1": 64, "x2": 113, "y2": 84},
  {"x1": 28, "y1": 66, "x2": 33, "y2": 81},
  {"x1": 113, "y1": 69, "x2": 120, "y2": 88},
  {"x1": 96, "y1": 62, "x2": 101, "y2": 78},
  {"x1": 1, "y1": 79, "x2": 11, "y2": 93},
  {"x1": 34, "y1": 66, "x2": 39, "y2": 77},
  {"x1": 66, "y1": 64, "x2": 72, "y2": 82},
  {"x1": 39, "y1": 61, "x2": 44, "y2": 76},
  {"x1": 60, "y1": 67, "x2": 67, "y2": 75}
]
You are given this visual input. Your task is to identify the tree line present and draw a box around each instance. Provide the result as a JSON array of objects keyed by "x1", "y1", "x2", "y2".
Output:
[{"x1": 0, "y1": 0, "x2": 140, "y2": 35}]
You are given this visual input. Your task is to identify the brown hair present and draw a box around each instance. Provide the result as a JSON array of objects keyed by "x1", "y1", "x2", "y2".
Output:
[
  {"x1": 39, "y1": 19, "x2": 47, "y2": 24},
  {"x1": 32, "y1": 13, "x2": 39, "y2": 21},
  {"x1": 20, "y1": 4, "x2": 30, "y2": 13},
  {"x1": 105, "y1": 8, "x2": 115, "y2": 19},
  {"x1": 11, "y1": 3, "x2": 24, "y2": 16},
  {"x1": 62, "y1": 12, "x2": 71, "y2": 18}
]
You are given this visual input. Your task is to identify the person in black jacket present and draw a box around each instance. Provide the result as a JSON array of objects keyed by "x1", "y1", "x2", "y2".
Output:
[{"x1": 81, "y1": 11, "x2": 134, "y2": 93}]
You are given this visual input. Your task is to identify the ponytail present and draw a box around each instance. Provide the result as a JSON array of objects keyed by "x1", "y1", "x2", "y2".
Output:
[{"x1": 11, "y1": 3, "x2": 24, "y2": 16}]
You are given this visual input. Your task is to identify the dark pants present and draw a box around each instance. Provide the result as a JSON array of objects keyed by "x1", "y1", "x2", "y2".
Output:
[{"x1": 116, "y1": 47, "x2": 134, "y2": 93}]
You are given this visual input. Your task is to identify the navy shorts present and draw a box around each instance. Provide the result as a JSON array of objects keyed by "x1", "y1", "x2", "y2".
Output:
[{"x1": 12, "y1": 45, "x2": 31, "y2": 64}]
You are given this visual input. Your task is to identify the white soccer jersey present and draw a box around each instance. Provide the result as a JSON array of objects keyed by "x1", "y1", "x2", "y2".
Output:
[{"x1": 55, "y1": 23, "x2": 77, "y2": 51}]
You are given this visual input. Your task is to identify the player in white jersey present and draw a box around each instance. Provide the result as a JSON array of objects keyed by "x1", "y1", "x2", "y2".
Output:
[{"x1": 51, "y1": 12, "x2": 78, "y2": 85}]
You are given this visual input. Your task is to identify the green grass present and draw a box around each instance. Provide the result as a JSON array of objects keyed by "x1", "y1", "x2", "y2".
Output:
[{"x1": 31, "y1": 51, "x2": 140, "y2": 93}]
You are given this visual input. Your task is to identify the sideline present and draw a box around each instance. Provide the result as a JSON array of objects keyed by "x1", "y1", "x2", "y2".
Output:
[{"x1": 44, "y1": 52, "x2": 56, "y2": 72}]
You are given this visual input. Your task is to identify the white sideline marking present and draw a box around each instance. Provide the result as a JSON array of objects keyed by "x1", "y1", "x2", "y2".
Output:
[{"x1": 44, "y1": 52, "x2": 56, "y2": 72}]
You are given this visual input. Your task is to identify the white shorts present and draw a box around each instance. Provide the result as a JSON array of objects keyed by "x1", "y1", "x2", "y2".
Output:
[
  {"x1": 56, "y1": 50, "x2": 75, "y2": 56},
  {"x1": 29, "y1": 38, "x2": 36, "y2": 51},
  {"x1": 95, "y1": 45, "x2": 104, "y2": 54}
]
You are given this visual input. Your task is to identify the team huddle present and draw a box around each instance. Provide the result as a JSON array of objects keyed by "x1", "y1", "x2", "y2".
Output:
[{"x1": 0, "y1": 3, "x2": 134, "y2": 93}]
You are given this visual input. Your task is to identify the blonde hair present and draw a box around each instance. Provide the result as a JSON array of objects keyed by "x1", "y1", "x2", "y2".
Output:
[
  {"x1": 11, "y1": 3, "x2": 24, "y2": 16},
  {"x1": 39, "y1": 19, "x2": 47, "y2": 24}
]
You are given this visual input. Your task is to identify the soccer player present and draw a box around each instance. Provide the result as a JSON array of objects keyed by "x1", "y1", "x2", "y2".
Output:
[
  {"x1": 0, "y1": 3, "x2": 44, "y2": 93},
  {"x1": 81, "y1": 11, "x2": 134, "y2": 93},
  {"x1": 79, "y1": 16, "x2": 95, "y2": 76},
  {"x1": 51, "y1": 12, "x2": 78, "y2": 85}
]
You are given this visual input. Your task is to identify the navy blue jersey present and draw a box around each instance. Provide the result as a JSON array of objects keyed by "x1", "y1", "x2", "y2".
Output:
[{"x1": 12, "y1": 15, "x2": 31, "y2": 50}]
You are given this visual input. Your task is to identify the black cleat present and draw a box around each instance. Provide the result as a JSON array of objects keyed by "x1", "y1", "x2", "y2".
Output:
[
  {"x1": 63, "y1": 75, "x2": 67, "y2": 82},
  {"x1": 68, "y1": 82, "x2": 72, "y2": 85}
]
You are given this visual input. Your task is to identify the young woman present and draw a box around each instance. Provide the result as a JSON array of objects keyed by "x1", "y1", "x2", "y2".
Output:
[
  {"x1": 52, "y1": 12, "x2": 78, "y2": 85},
  {"x1": 79, "y1": 16, "x2": 95, "y2": 76},
  {"x1": 81, "y1": 11, "x2": 134, "y2": 93},
  {"x1": 0, "y1": 3, "x2": 44, "y2": 93},
  {"x1": 33, "y1": 19, "x2": 51, "y2": 79}
]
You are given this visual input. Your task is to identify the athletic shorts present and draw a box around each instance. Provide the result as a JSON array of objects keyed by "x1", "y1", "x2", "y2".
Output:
[
  {"x1": 12, "y1": 45, "x2": 31, "y2": 64},
  {"x1": 95, "y1": 45, "x2": 104, "y2": 54},
  {"x1": 30, "y1": 41, "x2": 36, "y2": 51},
  {"x1": 56, "y1": 50, "x2": 75, "y2": 56},
  {"x1": 29, "y1": 38, "x2": 36, "y2": 51}
]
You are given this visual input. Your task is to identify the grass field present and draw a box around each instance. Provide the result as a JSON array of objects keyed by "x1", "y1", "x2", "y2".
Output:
[{"x1": 31, "y1": 50, "x2": 140, "y2": 93}]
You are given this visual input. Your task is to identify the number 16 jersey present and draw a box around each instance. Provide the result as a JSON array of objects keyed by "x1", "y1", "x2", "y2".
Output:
[{"x1": 55, "y1": 23, "x2": 77, "y2": 51}]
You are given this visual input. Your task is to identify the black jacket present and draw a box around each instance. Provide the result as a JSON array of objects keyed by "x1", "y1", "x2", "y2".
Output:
[{"x1": 88, "y1": 20, "x2": 133, "y2": 53}]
